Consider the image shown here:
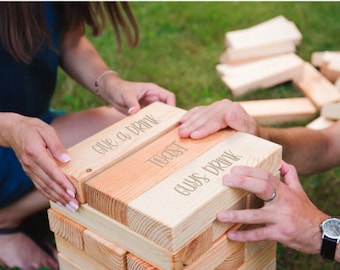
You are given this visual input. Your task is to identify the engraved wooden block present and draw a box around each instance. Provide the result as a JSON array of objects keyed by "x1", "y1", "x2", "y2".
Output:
[
  {"x1": 52, "y1": 103, "x2": 281, "y2": 269},
  {"x1": 60, "y1": 102, "x2": 186, "y2": 203}
]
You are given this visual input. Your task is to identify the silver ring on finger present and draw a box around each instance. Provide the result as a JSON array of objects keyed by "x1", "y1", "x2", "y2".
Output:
[{"x1": 263, "y1": 189, "x2": 276, "y2": 203}]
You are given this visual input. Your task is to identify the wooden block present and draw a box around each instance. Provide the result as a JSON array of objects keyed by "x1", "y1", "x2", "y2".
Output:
[
  {"x1": 58, "y1": 253, "x2": 82, "y2": 270},
  {"x1": 293, "y1": 62, "x2": 340, "y2": 109},
  {"x1": 225, "y1": 15, "x2": 302, "y2": 49},
  {"x1": 239, "y1": 97, "x2": 317, "y2": 125},
  {"x1": 86, "y1": 128, "x2": 235, "y2": 224},
  {"x1": 55, "y1": 236, "x2": 111, "y2": 270},
  {"x1": 320, "y1": 60, "x2": 340, "y2": 83},
  {"x1": 126, "y1": 254, "x2": 158, "y2": 270},
  {"x1": 306, "y1": 116, "x2": 335, "y2": 130},
  {"x1": 321, "y1": 102, "x2": 340, "y2": 120},
  {"x1": 83, "y1": 230, "x2": 127, "y2": 270},
  {"x1": 237, "y1": 239, "x2": 276, "y2": 270},
  {"x1": 49, "y1": 208, "x2": 127, "y2": 269},
  {"x1": 184, "y1": 232, "x2": 245, "y2": 270},
  {"x1": 311, "y1": 51, "x2": 340, "y2": 67},
  {"x1": 335, "y1": 78, "x2": 340, "y2": 91},
  {"x1": 60, "y1": 102, "x2": 186, "y2": 203},
  {"x1": 216, "y1": 53, "x2": 303, "y2": 96},
  {"x1": 51, "y1": 202, "x2": 183, "y2": 270},
  {"x1": 219, "y1": 40, "x2": 296, "y2": 64},
  {"x1": 48, "y1": 208, "x2": 85, "y2": 250},
  {"x1": 214, "y1": 247, "x2": 244, "y2": 270},
  {"x1": 87, "y1": 131, "x2": 281, "y2": 253},
  {"x1": 245, "y1": 240, "x2": 276, "y2": 261}
]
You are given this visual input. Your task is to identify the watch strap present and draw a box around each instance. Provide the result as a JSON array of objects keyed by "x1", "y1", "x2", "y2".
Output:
[{"x1": 321, "y1": 234, "x2": 337, "y2": 262}]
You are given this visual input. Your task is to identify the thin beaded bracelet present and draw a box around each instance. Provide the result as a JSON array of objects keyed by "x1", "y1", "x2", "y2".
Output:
[{"x1": 94, "y1": 70, "x2": 118, "y2": 96}]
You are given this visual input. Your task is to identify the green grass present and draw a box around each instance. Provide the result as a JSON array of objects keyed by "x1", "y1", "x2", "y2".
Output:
[{"x1": 52, "y1": 2, "x2": 340, "y2": 269}]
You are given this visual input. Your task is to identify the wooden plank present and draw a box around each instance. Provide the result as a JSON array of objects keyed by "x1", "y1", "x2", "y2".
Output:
[
  {"x1": 184, "y1": 231, "x2": 245, "y2": 270},
  {"x1": 293, "y1": 62, "x2": 340, "y2": 109},
  {"x1": 216, "y1": 53, "x2": 303, "y2": 96},
  {"x1": 50, "y1": 202, "x2": 183, "y2": 270},
  {"x1": 311, "y1": 51, "x2": 340, "y2": 67},
  {"x1": 55, "y1": 236, "x2": 111, "y2": 270},
  {"x1": 83, "y1": 230, "x2": 127, "y2": 270},
  {"x1": 48, "y1": 208, "x2": 85, "y2": 250},
  {"x1": 219, "y1": 40, "x2": 295, "y2": 64},
  {"x1": 125, "y1": 132, "x2": 281, "y2": 252},
  {"x1": 58, "y1": 253, "x2": 83, "y2": 270},
  {"x1": 245, "y1": 240, "x2": 276, "y2": 261},
  {"x1": 237, "y1": 240, "x2": 276, "y2": 270},
  {"x1": 320, "y1": 60, "x2": 340, "y2": 83},
  {"x1": 239, "y1": 97, "x2": 317, "y2": 125},
  {"x1": 59, "y1": 102, "x2": 186, "y2": 203},
  {"x1": 225, "y1": 15, "x2": 302, "y2": 48},
  {"x1": 321, "y1": 102, "x2": 340, "y2": 120},
  {"x1": 336, "y1": 78, "x2": 340, "y2": 91},
  {"x1": 126, "y1": 254, "x2": 158, "y2": 270},
  {"x1": 214, "y1": 247, "x2": 244, "y2": 270},
  {"x1": 306, "y1": 116, "x2": 335, "y2": 130},
  {"x1": 86, "y1": 128, "x2": 235, "y2": 225}
]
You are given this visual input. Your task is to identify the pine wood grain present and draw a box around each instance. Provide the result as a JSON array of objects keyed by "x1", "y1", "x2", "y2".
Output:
[
  {"x1": 293, "y1": 62, "x2": 340, "y2": 109},
  {"x1": 59, "y1": 102, "x2": 186, "y2": 203},
  {"x1": 239, "y1": 97, "x2": 317, "y2": 125},
  {"x1": 86, "y1": 128, "x2": 235, "y2": 225},
  {"x1": 216, "y1": 53, "x2": 303, "y2": 96}
]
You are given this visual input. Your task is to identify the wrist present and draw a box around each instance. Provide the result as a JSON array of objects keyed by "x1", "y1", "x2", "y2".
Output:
[{"x1": 94, "y1": 70, "x2": 120, "y2": 99}]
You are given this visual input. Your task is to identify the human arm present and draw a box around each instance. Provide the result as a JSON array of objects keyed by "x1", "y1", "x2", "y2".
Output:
[
  {"x1": 0, "y1": 113, "x2": 78, "y2": 210},
  {"x1": 179, "y1": 99, "x2": 340, "y2": 175},
  {"x1": 216, "y1": 161, "x2": 339, "y2": 262},
  {"x1": 59, "y1": 26, "x2": 175, "y2": 115}
]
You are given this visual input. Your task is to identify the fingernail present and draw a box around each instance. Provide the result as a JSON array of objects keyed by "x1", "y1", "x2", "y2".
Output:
[
  {"x1": 60, "y1": 153, "x2": 71, "y2": 163},
  {"x1": 228, "y1": 231, "x2": 237, "y2": 240},
  {"x1": 66, "y1": 203, "x2": 75, "y2": 213},
  {"x1": 68, "y1": 201, "x2": 79, "y2": 211},
  {"x1": 66, "y1": 189, "x2": 75, "y2": 198},
  {"x1": 128, "y1": 107, "x2": 135, "y2": 114}
]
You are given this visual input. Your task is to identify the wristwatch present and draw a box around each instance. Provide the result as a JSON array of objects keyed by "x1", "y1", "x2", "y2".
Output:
[{"x1": 320, "y1": 217, "x2": 340, "y2": 262}]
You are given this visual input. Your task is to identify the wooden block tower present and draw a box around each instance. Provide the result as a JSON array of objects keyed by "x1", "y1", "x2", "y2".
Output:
[{"x1": 48, "y1": 102, "x2": 282, "y2": 269}]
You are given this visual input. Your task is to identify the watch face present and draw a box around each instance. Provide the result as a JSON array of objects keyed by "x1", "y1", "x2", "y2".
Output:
[{"x1": 323, "y1": 218, "x2": 340, "y2": 238}]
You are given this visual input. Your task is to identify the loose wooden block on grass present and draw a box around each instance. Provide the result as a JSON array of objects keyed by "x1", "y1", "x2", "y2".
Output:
[
  {"x1": 306, "y1": 116, "x2": 335, "y2": 130},
  {"x1": 216, "y1": 53, "x2": 303, "y2": 96},
  {"x1": 293, "y1": 62, "x2": 340, "y2": 109},
  {"x1": 320, "y1": 60, "x2": 340, "y2": 83},
  {"x1": 321, "y1": 102, "x2": 340, "y2": 120},
  {"x1": 311, "y1": 51, "x2": 340, "y2": 67},
  {"x1": 239, "y1": 97, "x2": 317, "y2": 125},
  {"x1": 225, "y1": 15, "x2": 302, "y2": 49},
  {"x1": 60, "y1": 102, "x2": 186, "y2": 203},
  {"x1": 219, "y1": 40, "x2": 296, "y2": 64}
]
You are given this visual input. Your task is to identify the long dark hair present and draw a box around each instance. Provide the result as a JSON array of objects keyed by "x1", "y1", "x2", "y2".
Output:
[{"x1": 0, "y1": 2, "x2": 139, "y2": 63}]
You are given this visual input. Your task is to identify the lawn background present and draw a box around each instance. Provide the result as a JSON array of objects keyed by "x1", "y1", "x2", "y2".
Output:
[{"x1": 53, "y1": 2, "x2": 340, "y2": 269}]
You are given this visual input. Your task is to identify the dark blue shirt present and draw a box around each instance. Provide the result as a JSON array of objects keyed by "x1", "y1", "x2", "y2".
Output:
[{"x1": 0, "y1": 2, "x2": 62, "y2": 117}]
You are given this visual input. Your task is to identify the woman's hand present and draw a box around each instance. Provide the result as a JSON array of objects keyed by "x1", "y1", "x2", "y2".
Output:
[
  {"x1": 217, "y1": 161, "x2": 328, "y2": 255},
  {"x1": 3, "y1": 113, "x2": 79, "y2": 211},
  {"x1": 101, "y1": 77, "x2": 176, "y2": 115},
  {"x1": 178, "y1": 99, "x2": 258, "y2": 139}
]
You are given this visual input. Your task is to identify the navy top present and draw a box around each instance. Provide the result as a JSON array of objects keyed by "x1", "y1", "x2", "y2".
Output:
[{"x1": 0, "y1": 2, "x2": 62, "y2": 117}]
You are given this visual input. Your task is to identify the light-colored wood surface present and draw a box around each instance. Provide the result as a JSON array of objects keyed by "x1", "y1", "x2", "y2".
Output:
[
  {"x1": 58, "y1": 253, "x2": 83, "y2": 270},
  {"x1": 60, "y1": 102, "x2": 186, "y2": 203},
  {"x1": 56, "y1": 236, "x2": 111, "y2": 270},
  {"x1": 126, "y1": 254, "x2": 159, "y2": 270},
  {"x1": 293, "y1": 62, "x2": 340, "y2": 109},
  {"x1": 216, "y1": 53, "x2": 303, "y2": 96},
  {"x1": 306, "y1": 116, "x2": 335, "y2": 130},
  {"x1": 117, "y1": 132, "x2": 281, "y2": 252},
  {"x1": 86, "y1": 128, "x2": 235, "y2": 225},
  {"x1": 311, "y1": 51, "x2": 340, "y2": 67},
  {"x1": 219, "y1": 41, "x2": 295, "y2": 64},
  {"x1": 320, "y1": 60, "x2": 340, "y2": 83},
  {"x1": 225, "y1": 15, "x2": 302, "y2": 48},
  {"x1": 321, "y1": 102, "x2": 340, "y2": 120},
  {"x1": 239, "y1": 97, "x2": 317, "y2": 125}
]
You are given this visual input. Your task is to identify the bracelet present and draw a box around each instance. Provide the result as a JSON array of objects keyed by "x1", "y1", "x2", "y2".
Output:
[{"x1": 94, "y1": 70, "x2": 118, "y2": 96}]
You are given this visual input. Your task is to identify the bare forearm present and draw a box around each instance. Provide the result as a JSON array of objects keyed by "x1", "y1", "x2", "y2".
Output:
[{"x1": 258, "y1": 123, "x2": 340, "y2": 175}]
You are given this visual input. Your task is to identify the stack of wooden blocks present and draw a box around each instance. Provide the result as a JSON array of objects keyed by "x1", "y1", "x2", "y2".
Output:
[
  {"x1": 48, "y1": 102, "x2": 282, "y2": 270},
  {"x1": 217, "y1": 15, "x2": 340, "y2": 128}
]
